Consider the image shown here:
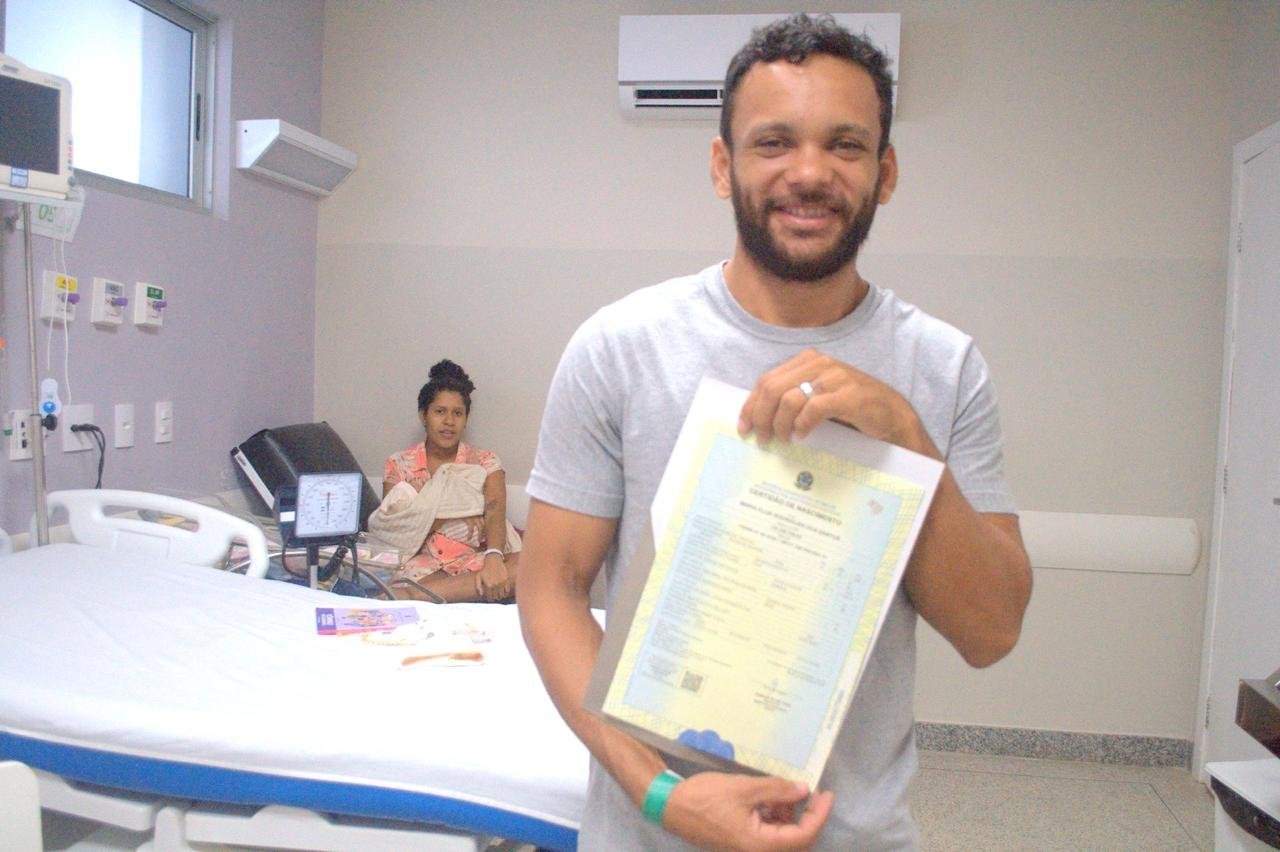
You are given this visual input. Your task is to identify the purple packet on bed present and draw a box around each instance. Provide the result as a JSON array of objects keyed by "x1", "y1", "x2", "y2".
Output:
[{"x1": 315, "y1": 606, "x2": 420, "y2": 635}]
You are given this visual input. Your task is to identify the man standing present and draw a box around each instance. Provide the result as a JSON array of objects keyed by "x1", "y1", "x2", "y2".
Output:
[{"x1": 519, "y1": 14, "x2": 1032, "y2": 850}]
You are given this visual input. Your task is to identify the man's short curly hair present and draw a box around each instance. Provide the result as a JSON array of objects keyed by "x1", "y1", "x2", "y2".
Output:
[{"x1": 720, "y1": 13, "x2": 894, "y2": 156}]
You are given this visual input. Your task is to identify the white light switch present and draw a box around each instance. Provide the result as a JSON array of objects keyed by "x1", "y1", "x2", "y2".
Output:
[
  {"x1": 114, "y1": 403, "x2": 135, "y2": 448},
  {"x1": 154, "y1": 400, "x2": 173, "y2": 443}
]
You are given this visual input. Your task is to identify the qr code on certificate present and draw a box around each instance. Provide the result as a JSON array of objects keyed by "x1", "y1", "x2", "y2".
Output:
[{"x1": 680, "y1": 670, "x2": 705, "y2": 693}]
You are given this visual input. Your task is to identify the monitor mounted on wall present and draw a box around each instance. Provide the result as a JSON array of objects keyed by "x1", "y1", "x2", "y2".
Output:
[{"x1": 0, "y1": 51, "x2": 72, "y2": 200}]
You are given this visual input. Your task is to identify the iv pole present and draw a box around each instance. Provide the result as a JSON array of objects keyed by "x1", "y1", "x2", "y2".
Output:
[
  {"x1": 21, "y1": 202, "x2": 50, "y2": 546},
  {"x1": 2, "y1": 188, "x2": 76, "y2": 547},
  {"x1": 0, "y1": 54, "x2": 77, "y2": 547}
]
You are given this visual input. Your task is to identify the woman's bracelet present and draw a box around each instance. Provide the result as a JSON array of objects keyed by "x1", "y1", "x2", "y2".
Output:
[
  {"x1": 482, "y1": 547, "x2": 504, "y2": 560},
  {"x1": 642, "y1": 769, "x2": 682, "y2": 826}
]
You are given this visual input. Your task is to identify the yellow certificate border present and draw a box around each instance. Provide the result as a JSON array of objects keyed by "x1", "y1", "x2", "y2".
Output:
[{"x1": 602, "y1": 421, "x2": 927, "y2": 784}]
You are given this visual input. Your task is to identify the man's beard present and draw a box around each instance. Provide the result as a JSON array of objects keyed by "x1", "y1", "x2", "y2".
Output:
[{"x1": 730, "y1": 169, "x2": 880, "y2": 282}]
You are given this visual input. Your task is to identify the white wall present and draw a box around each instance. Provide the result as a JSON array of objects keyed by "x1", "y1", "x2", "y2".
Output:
[{"x1": 316, "y1": 1, "x2": 1237, "y2": 740}]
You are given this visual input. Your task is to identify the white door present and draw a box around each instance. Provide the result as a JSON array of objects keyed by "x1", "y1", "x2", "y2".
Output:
[{"x1": 1196, "y1": 122, "x2": 1280, "y2": 770}]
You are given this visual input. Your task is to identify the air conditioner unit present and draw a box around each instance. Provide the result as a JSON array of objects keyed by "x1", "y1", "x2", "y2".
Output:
[
  {"x1": 618, "y1": 14, "x2": 900, "y2": 119},
  {"x1": 236, "y1": 119, "x2": 357, "y2": 197}
]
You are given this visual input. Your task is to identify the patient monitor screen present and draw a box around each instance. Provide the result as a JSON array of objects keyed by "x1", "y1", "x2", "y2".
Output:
[{"x1": 0, "y1": 74, "x2": 60, "y2": 174}]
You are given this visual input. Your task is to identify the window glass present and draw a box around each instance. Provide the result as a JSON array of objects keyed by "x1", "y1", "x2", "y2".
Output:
[{"x1": 4, "y1": 0, "x2": 204, "y2": 201}]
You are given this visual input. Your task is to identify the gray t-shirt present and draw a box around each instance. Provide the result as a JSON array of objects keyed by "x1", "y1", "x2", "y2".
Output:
[{"x1": 529, "y1": 262, "x2": 1015, "y2": 850}]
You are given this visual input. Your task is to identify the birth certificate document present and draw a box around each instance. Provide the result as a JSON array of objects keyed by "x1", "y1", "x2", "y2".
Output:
[{"x1": 586, "y1": 377, "x2": 943, "y2": 787}]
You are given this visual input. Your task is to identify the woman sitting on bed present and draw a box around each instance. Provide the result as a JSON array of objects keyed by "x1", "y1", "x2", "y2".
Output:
[{"x1": 370, "y1": 359, "x2": 519, "y2": 603}]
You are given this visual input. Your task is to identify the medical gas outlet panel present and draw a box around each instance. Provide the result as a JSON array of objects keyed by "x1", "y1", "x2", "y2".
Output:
[
  {"x1": 35, "y1": 270, "x2": 170, "y2": 329},
  {"x1": 134, "y1": 283, "x2": 166, "y2": 328},
  {"x1": 39, "y1": 271, "x2": 78, "y2": 323},
  {"x1": 90, "y1": 277, "x2": 128, "y2": 326}
]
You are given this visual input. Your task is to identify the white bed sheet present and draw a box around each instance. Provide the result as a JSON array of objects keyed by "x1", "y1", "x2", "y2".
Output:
[{"x1": 0, "y1": 543, "x2": 588, "y2": 847}]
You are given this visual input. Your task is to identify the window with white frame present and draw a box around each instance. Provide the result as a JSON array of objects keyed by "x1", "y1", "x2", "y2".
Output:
[{"x1": 1, "y1": 0, "x2": 212, "y2": 208}]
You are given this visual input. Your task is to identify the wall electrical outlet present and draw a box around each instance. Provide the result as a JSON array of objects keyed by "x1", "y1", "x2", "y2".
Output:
[
  {"x1": 91, "y1": 277, "x2": 128, "y2": 326},
  {"x1": 39, "y1": 270, "x2": 79, "y2": 323},
  {"x1": 61, "y1": 404, "x2": 95, "y2": 453},
  {"x1": 6, "y1": 410, "x2": 33, "y2": 461}
]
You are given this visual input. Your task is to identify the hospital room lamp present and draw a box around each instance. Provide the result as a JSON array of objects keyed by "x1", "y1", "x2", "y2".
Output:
[{"x1": 235, "y1": 120, "x2": 357, "y2": 197}]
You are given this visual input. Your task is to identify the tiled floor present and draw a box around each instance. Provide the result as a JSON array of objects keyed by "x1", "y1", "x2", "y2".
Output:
[
  {"x1": 912, "y1": 751, "x2": 1214, "y2": 850},
  {"x1": 43, "y1": 751, "x2": 1217, "y2": 850},
  {"x1": 492, "y1": 750, "x2": 1214, "y2": 851}
]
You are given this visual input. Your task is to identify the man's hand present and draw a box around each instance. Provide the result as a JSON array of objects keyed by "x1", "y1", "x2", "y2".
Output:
[
  {"x1": 737, "y1": 348, "x2": 1031, "y2": 668},
  {"x1": 475, "y1": 552, "x2": 511, "y2": 601},
  {"x1": 738, "y1": 348, "x2": 935, "y2": 456},
  {"x1": 662, "y1": 772, "x2": 833, "y2": 851}
]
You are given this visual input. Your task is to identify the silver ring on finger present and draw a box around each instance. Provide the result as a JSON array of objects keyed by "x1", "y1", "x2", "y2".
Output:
[{"x1": 798, "y1": 380, "x2": 816, "y2": 401}]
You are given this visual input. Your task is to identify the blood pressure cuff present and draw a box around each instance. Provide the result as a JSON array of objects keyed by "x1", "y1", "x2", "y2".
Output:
[{"x1": 231, "y1": 422, "x2": 379, "y2": 530}]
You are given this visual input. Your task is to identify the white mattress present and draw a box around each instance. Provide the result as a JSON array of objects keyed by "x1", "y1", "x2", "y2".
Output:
[{"x1": 0, "y1": 543, "x2": 588, "y2": 849}]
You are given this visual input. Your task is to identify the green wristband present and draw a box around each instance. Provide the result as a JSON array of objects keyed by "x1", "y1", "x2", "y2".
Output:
[{"x1": 642, "y1": 769, "x2": 682, "y2": 826}]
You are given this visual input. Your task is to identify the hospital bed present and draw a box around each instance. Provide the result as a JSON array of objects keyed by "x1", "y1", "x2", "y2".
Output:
[{"x1": 0, "y1": 540, "x2": 589, "y2": 850}]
